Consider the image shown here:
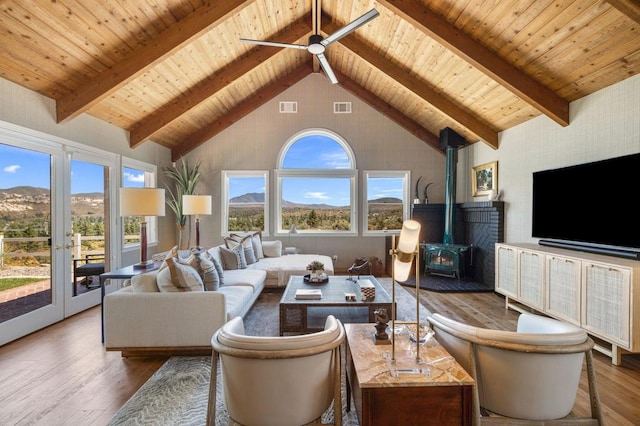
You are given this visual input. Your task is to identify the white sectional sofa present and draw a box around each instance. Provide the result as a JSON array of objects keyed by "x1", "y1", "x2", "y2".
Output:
[{"x1": 103, "y1": 238, "x2": 333, "y2": 356}]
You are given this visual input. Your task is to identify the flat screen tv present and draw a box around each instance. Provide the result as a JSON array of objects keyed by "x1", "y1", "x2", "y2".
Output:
[{"x1": 532, "y1": 152, "x2": 640, "y2": 259}]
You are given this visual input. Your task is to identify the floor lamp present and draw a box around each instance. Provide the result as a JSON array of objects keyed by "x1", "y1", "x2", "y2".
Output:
[
  {"x1": 390, "y1": 219, "x2": 421, "y2": 362},
  {"x1": 120, "y1": 188, "x2": 165, "y2": 269},
  {"x1": 182, "y1": 195, "x2": 212, "y2": 249}
]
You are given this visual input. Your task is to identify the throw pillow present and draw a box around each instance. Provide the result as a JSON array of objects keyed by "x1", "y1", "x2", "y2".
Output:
[
  {"x1": 262, "y1": 240, "x2": 282, "y2": 257},
  {"x1": 130, "y1": 271, "x2": 160, "y2": 293},
  {"x1": 190, "y1": 248, "x2": 220, "y2": 291},
  {"x1": 226, "y1": 235, "x2": 257, "y2": 265},
  {"x1": 157, "y1": 257, "x2": 204, "y2": 292},
  {"x1": 250, "y1": 231, "x2": 264, "y2": 259},
  {"x1": 219, "y1": 245, "x2": 247, "y2": 270},
  {"x1": 207, "y1": 249, "x2": 225, "y2": 286}
]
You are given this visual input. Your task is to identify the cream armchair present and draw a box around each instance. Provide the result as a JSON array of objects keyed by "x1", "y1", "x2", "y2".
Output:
[
  {"x1": 207, "y1": 315, "x2": 345, "y2": 426},
  {"x1": 428, "y1": 312, "x2": 603, "y2": 425}
]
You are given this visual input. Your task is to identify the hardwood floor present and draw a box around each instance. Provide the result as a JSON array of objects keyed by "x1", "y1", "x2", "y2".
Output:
[{"x1": 1, "y1": 288, "x2": 640, "y2": 425}]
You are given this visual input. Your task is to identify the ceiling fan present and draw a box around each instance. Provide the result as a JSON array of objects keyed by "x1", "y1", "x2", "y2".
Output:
[{"x1": 240, "y1": 2, "x2": 379, "y2": 84}]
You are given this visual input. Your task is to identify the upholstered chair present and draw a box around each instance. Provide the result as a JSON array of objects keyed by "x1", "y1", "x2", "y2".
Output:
[
  {"x1": 428, "y1": 312, "x2": 603, "y2": 425},
  {"x1": 207, "y1": 315, "x2": 345, "y2": 426}
]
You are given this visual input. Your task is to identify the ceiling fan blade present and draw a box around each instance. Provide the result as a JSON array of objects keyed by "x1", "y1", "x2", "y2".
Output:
[
  {"x1": 321, "y1": 9, "x2": 379, "y2": 47},
  {"x1": 239, "y1": 38, "x2": 308, "y2": 50},
  {"x1": 316, "y1": 53, "x2": 338, "y2": 84}
]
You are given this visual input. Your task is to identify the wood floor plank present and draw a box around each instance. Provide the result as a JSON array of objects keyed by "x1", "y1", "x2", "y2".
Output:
[{"x1": 1, "y1": 286, "x2": 639, "y2": 425}]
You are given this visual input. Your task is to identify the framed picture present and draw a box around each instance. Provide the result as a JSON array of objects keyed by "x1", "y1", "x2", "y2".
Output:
[{"x1": 472, "y1": 161, "x2": 498, "y2": 197}]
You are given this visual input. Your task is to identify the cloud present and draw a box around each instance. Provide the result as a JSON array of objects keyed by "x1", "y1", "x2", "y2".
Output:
[
  {"x1": 3, "y1": 165, "x2": 20, "y2": 173},
  {"x1": 304, "y1": 191, "x2": 330, "y2": 200},
  {"x1": 124, "y1": 171, "x2": 145, "y2": 183}
]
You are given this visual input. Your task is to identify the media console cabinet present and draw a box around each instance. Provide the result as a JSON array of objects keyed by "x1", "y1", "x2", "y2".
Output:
[{"x1": 495, "y1": 243, "x2": 640, "y2": 365}]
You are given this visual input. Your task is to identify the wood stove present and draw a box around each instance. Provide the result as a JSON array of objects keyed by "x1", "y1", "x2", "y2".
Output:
[{"x1": 424, "y1": 128, "x2": 472, "y2": 279}]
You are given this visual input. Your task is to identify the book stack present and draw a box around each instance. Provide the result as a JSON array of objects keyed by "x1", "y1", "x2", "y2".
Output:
[{"x1": 295, "y1": 289, "x2": 322, "y2": 300}]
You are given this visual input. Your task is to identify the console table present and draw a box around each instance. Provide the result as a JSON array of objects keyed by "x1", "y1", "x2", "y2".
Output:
[
  {"x1": 345, "y1": 323, "x2": 473, "y2": 425},
  {"x1": 496, "y1": 243, "x2": 640, "y2": 364}
]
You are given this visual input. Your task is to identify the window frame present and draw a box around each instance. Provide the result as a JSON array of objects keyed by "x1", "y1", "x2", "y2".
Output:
[
  {"x1": 275, "y1": 128, "x2": 358, "y2": 236},
  {"x1": 120, "y1": 158, "x2": 159, "y2": 250},
  {"x1": 221, "y1": 170, "x2": 270, "y2": 236},
  {"x1": 362, "y1": 170, "x2": 411, "y2": 236}
]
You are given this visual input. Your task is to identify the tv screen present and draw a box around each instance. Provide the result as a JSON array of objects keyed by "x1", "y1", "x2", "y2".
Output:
[{"x1": 532, "y1": 152, "x2": 640, "y2": 256}]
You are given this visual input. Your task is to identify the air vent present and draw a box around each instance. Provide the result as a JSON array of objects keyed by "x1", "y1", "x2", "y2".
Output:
[
  {"x1": 279, "y1": 101, "x2": 298, "y2": 113},
  {"x1": 333, "y1": 102, "x2": 352, "y2": 114}
]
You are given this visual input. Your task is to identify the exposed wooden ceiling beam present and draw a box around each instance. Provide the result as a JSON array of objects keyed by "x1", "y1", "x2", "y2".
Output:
[
  {"x1": 323, "y1": 19, "x2": 499, "y2": 148},
  {"x1": 129, "y1": 17, "x2": 312, "y2": 148},
  {"x1": 172, "y1": 63, "x2": 313, "y2": 161},
  {"x1": 56, "y1": 0, "x2": 252, "y2": 123},
  {"x1": 378, "y1": 0, "x2": 570, "y2": 127},
  {"x1": 606, "y1": 0, "x2": 640, "y2": 24},
  {"x1": 335, "y1": 71, "x2": 441, "y2": 153}
]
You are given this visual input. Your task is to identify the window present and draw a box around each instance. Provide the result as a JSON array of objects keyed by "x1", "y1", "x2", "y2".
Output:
[
  {"x1": 363, "y1": 171, "x2": 411, "y2": 235},
  {"x1": 222, "y1": 171, "x2": 269, "y2": 235},
  {"x1": 276, "y1": 129, "x2": 357, "y2": 235},
  {"x1": 121, "y1": 158, "x2": 158, "y2": 247}
]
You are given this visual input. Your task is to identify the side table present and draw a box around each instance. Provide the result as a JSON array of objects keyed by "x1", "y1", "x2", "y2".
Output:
[
  {"x1": 345, "y1": 323, "x2": 474, "y2": 425},
  {"x1": 99, "y1": 263, "x2": 160, "y2": 342}
]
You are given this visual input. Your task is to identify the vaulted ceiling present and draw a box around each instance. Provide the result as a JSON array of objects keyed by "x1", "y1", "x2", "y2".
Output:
[{"x1": 1, "y1": 0, "x2": 639, "y2": 160}]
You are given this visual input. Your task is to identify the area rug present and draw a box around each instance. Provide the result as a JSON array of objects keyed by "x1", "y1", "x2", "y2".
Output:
[
  {"x1": 109, "y1": 279, "x2": 426, "y2": 425},
  {"x1": 401, "y1": 274, "x2": 494, "y2": 293}
]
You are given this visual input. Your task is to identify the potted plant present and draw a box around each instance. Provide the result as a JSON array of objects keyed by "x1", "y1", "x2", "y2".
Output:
[
  {"x1": 163, "y1": 157, "x2": 201, "y2": 250},
  {"x1": 306, "y1": 260, "x2": 326, "y2": 281}
]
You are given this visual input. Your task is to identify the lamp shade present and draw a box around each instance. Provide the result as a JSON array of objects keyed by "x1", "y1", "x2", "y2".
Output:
[
  {"x1": 119, "y1": 188, "x2": 166, "y2": 217},
  {"x1": 289, "y1": 223, "x2": 298, "y2": 234},
  {"x1": 183, "y1": 195, "x2": 212, "y2": 215},
  {"x1": 393, "y1": 219, "x2": 421, "y2": 282}
]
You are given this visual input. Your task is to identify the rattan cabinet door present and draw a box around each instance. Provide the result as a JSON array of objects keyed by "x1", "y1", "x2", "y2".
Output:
[
  {"x1": 518, "y1": 249, "x2": 545, "y2": 310},
  {"x1": 496, "y1": 244, "x2": 518, "y2": 298},
  {"x1": 582, "y1": 263, "x2": 631, "y2": 347},
  {"x1": 546, "y1": 255, "x2": 581, "y2": 325}
]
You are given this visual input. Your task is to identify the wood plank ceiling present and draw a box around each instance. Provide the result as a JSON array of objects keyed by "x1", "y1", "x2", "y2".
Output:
[{"x1": 1, "y1": 0, "x2": 639, "y2": 160}]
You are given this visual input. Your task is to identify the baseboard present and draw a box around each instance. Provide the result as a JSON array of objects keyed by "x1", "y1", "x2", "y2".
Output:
[{"x1": 109, "y1": 346, "x2": 212, "y2": 358}]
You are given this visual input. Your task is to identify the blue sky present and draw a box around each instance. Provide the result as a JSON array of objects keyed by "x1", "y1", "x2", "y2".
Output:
[
  {"x1": 229, "y1": 135, "x2": 403, "y2": 205},
  {"x1": 2, "y1": 135, "x2": 401, "y2": 201},
  {"x1": 0, "y1": 143, "x2": 144, "y2": 193}
]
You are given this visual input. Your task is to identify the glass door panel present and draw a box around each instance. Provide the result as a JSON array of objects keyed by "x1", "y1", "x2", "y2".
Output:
[
  {"x1": 0, "y1": 142, "x2": 61, "y2": 345},
  {"x1": 65, "y1": 157, "x2": 110, "y2": 315}
]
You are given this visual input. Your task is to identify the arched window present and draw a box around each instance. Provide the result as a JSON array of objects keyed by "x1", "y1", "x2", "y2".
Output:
[{"x1": 275, "y1": 129, "x2": 357, "y2": 235}]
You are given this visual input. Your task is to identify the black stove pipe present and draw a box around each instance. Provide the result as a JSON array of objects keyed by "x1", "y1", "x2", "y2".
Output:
[{"x1": 439, "y1": 128, "x2": 468, "y2": 245}]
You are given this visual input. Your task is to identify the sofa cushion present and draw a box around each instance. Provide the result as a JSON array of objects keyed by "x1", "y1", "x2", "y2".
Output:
[
  {"x1": 262, "y1": 240, "x2": 282, "y2": 257},
  {"x1": 222, "y1": 268, "x2": 266, "y2": 294},
  {"x1": 220, "y1": 245, "x2": 247, "y2": 270},
  {"x1": 157, "y1": 257, "x2": 204, "y2": 292},
  {"x1": 130, "y1": 271, "x2": 160, "y2": 293}
]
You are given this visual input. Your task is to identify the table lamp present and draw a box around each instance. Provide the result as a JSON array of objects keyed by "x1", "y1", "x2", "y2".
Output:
[
  {"x1": 390, "y1": 219, "x2": 421, "y2": 362},
  {"x1": 182, "y1": 194, "x2": 212, "y2": 249},
  {"x1": 120, "y1": 187, "x2": 165, "y2": 269}
]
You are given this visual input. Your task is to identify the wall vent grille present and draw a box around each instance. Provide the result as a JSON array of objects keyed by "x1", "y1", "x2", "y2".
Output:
[
  {"x1": 279, "y1": 101, "x2": 298, "y2": 113},
  {"x1": 333, "y1": 102, "x2": 352, "y2": 114}
]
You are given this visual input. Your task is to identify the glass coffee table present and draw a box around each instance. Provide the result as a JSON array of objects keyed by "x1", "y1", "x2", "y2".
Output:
[{"x1": 279, "y1": 275, "x2": 393, "y2": 335}]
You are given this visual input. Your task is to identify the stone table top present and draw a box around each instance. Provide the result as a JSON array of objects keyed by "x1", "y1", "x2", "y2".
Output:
[{"x1": 345, "y1": 323, "x2": 474, "y2": 388}]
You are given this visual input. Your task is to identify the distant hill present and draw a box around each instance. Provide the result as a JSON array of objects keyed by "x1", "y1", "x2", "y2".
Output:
[
  {"x1": 229, "y1": 193, "x2": 402, "y2": 209},
  {"x1": 0, "y1": 186, "x2": 103, "y2": 218}
]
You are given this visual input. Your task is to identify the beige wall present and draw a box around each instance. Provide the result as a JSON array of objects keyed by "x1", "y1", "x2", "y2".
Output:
[
  {"x1": 460, "y1": 73, "x2": 640, "y2": 245},
  {"x1": 185, "y1": 73, "x2": 447, "y2": 269}
]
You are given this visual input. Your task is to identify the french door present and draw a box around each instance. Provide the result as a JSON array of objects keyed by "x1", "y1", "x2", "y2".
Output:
[{"x1": 0, "y1": 128, "x2": 116, "y2": 345}]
